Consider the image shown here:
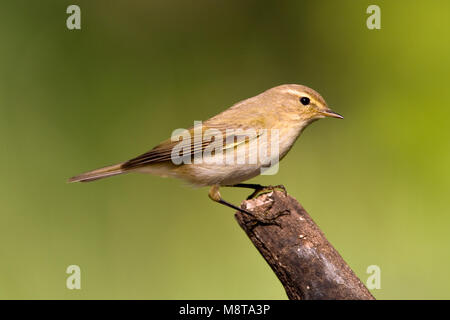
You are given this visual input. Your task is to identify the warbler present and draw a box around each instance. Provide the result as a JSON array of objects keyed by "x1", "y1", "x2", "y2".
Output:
[{"x1": 69, "y1": 84, "x2": 343, "y2": 218}]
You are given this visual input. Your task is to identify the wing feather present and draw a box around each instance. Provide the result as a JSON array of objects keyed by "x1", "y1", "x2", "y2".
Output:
[{"x1": 122, "y1": 123, "x2": 261, "y2": 170}]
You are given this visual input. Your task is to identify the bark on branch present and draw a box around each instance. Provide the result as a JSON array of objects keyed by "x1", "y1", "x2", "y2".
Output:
[{"x1": 235, "y1": 190, "x2": 375, "y2": 300}]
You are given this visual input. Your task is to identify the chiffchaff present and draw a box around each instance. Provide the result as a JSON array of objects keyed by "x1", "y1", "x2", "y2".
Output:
[{"x1": 69, "y1": 84, "x2": 343, "y2": 218}]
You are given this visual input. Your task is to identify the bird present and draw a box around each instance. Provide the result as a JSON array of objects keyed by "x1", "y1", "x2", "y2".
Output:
[{"x1": 68, "y1": 84, "x2": 343, "y2": 221}]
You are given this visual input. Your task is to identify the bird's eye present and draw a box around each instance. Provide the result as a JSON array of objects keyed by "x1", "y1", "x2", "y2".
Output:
[{"x1": 300, "y1": 97, "x2": 310, "y2": 106}]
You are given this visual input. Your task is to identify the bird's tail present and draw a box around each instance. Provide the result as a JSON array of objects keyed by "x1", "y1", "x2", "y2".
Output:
[{"x1": 68, "y1": 163, "x2": 125, "y2": 183}]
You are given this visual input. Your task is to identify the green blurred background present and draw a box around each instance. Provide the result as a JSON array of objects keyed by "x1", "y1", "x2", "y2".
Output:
[{"x1": 0, "y1": 0, "x2": 449, "y2": 299}]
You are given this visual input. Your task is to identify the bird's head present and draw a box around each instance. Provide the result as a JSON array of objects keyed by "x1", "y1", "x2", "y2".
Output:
[{"x1": 267, "y1": 84, "x2": 343, "y2": 123}]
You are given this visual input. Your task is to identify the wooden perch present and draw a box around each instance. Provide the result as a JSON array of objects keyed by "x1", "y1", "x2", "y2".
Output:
[{"x1": 235, "y1": 190, "x2": 375, "y2": 300}]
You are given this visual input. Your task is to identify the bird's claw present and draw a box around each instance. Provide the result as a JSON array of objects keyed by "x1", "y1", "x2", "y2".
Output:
[
  {"x1": 243, "y1": 209, "x2": 290, "y2": 229},
  {"x1": 240, "y1": 193, "x2": 290, "y2": 228},
  {"x1": 246, "y1": 184, "x2": 287, "y2": 200}
]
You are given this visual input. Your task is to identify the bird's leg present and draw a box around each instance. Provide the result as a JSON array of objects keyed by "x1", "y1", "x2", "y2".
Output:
[
  {"x1": 225, "y1": 183, "x2": 287, "y2": 199},
  {"x1": 208, "y1": 185, "x2": 256, "y2": 217},
  {"x1": 208, "y1": 185, "x2": 284, "y2": 226}
]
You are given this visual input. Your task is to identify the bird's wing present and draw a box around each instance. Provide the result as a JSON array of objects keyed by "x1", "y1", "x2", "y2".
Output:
[{"x1": 122, "y1": 122, "x2": 262, "y2": 170}]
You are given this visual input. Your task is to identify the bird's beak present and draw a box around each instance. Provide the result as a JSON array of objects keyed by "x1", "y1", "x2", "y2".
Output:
[{"x1": 321, "y1": 108, "x2": 344, "y2": 119}]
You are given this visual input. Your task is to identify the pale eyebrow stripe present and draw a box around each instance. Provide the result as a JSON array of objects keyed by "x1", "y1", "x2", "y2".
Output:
[{"x1": 279, "y1": 88, "x2": 310, "y2": 97}]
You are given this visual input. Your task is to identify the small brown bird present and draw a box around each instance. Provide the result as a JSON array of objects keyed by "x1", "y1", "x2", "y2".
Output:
[{"x1": 69, "y1": 84, "x2": 342, "y2": 219}]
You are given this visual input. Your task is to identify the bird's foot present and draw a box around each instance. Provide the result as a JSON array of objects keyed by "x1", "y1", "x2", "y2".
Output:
[
  {"x1": 240, "y1": 191, "x2": 290, "y2": 228},
  {"x1": 246, "y1": 184, "x2": 287, "y2": 200}
]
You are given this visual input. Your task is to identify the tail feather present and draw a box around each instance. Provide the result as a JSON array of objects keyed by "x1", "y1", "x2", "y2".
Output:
[{"x1": 68, "y1": 163, "x2": 125, "y2": 183}]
